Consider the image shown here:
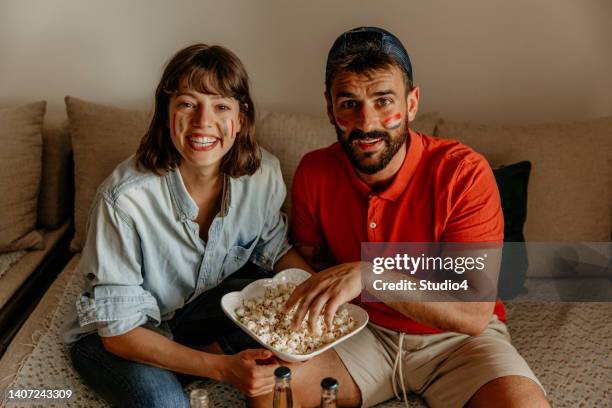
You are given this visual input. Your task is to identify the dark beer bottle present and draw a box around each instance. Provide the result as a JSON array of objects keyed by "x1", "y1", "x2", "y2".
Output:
[
  {"x1": 273, "y1": 366, "x2": 293, "y2": 408},
  {"x1": 320, "y1": 377, "x2": 338, "y2": 408}
]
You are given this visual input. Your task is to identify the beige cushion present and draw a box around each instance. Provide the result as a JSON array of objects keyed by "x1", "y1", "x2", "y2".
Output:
[
  {"x1": 437, "y1": 117, "x2": 612, "y2": 242},
  {"x1": 66, "y1": 96, "x2": 150, "y2": 252},
  {"x1": 0, "y1": 102, "x2": 45, "y2": 252},
  {"x1": 256, "y1": 111, "x2": 441, "y2": 213},
  {"x1": 0, "y1": 222, "x2": 71, "y2": 310},
  {"x1": 38, "y1": 118, "x2": 73, "y2": 229}
]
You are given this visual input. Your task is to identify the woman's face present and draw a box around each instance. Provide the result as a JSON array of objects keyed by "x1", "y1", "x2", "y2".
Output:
[{"x1": 168, "y1": 84, "x2": 242, "y2": 171}]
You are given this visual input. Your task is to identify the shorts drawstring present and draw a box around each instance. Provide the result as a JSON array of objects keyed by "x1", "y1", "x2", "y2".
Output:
[{"x1": 391, "y1": 332, "x2": 409, "y2": 407}]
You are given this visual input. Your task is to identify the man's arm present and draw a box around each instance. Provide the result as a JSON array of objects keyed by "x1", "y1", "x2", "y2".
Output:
[
  {"x1": 288, "y1": 246, "x2": 498, "y2": 336},
  {"x1": 101, "y1": 327, "x2": 278, "y2": 397},
  {"x1": 386, "y1": 301, "x2": 495, "y2": 336}
]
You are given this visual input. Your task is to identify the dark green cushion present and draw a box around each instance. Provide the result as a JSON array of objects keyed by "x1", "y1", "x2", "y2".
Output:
[{"x1": 494, "y1": 161, "x2": 531, "y2": 299}]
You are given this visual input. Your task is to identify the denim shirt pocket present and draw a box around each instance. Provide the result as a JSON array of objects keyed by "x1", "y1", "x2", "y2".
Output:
[{"x1": 219, "y1": 245, "x2": 252, "y2": 283}]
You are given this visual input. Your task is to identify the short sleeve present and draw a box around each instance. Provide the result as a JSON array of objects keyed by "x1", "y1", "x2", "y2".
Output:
[
  {"x1": 290, "y1": 155, "x2": 325, "y2": 247},
  {"x1": 250, "y1": 158, "x2": 292, "y2": 271},
  {"x1": 74, "y1": 192, "x2": 161, "y2": 337},
  {"x1": 442, "y1": 156, "x2": 504, "y2": 243}
]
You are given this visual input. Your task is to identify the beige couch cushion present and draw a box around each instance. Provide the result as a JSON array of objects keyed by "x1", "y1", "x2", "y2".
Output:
[
  {"x1": 437, "y1": 117, "x2": 612, "y2": 242},
  {"x1": 0, "y1": 102, "x2": 45, "y2": 252},
  {"x1": 256, "y1": 111, "x2": 441, "y2": 213},
  {"x1": 38, "y1": 118, "x2": 73, "y2": 229},
  {"x1": 66, "y1": 96, "x2": 150, "y2": 252}
]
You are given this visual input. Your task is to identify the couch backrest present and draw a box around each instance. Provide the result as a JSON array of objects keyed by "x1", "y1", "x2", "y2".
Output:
[
  {"x1": 437, "y1": 117, "x2": 612, "y2": 243},
  {"x1": 38, "y1": 118, "x2": 73, "y2": 229},
  {"x1": 63, "y1": 97, "x2": 442, "y2": 252},
  {"x1": 57, "y1": 96, "x2": 611, "y2": 256},
  {"x1": 65, "y1": 96, "x2": 150, "y2": 252}
]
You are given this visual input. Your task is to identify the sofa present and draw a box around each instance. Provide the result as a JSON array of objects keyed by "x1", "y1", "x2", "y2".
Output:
[
  {"x1": 0, "y1": 102, "x2": 73, "y2": 357},
  {"x1": 0, "y1": 96, "x2": 610, "y2": 407}
]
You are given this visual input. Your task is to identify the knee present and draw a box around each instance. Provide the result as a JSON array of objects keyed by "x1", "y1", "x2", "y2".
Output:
[
  {"x1": 467, "y1": 376, "x2": 549, "y2": 408},
  {"x1": 69, "y1": 335, "x2": 189, "y2": 408},
  {"x1": 137, "y1": 384, "x2": 189, "y2": 408}
]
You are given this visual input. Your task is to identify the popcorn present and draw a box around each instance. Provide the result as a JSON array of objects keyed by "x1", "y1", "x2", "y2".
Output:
[{"x1": 235, "y1": 282, "x2": 356, "y2": 355}]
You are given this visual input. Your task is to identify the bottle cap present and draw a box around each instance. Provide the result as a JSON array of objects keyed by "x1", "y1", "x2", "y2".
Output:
[
  {"x1": 321, "y1": 377, "x2": 338, "y2": 390},
  {"x1": 275, "y1": 366, "x2": 291, "y2": 379},
  {"x1": 190, "y1": 388, "x2": 209, "y2": 406}
]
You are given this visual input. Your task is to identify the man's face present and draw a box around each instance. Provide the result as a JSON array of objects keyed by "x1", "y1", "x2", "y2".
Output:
[
  {"x1": 327, "y1": 65, "x2": 417, "y2": 175},
  {"x1": 168, "y1": 81, "x2": 242, "y2": 171}
]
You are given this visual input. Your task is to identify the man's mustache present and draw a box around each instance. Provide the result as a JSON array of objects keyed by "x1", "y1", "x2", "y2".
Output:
[{"x1": 348, "y1": 129, "x2": 390, "y2": 143}]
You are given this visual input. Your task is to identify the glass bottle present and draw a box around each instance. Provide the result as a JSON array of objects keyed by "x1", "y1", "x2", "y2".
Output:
[
  {"x1": 190, "y1": 388, "x2": 210, "y2": 408},
  {"x1": 320, "y1": 377, "x2": 338, "y2": 408},
  {"x1": 273, "y1": 366, "x2": 293, "y2": 408}
]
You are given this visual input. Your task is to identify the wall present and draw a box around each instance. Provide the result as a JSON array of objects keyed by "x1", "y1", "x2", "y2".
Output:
[{"x1": 1, "y1": 0, "x2": 611, "y2": 124}]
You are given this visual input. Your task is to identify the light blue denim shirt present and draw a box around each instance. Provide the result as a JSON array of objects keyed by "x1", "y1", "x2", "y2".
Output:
[{"x1": 62, "y1": 149, "x2": 291, "y2": 343}]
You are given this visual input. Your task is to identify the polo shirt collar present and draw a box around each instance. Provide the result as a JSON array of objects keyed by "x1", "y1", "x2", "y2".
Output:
[
  {"x1": 166, "y1": 167, "x2": 231, "y2": 222},
  {"x1": 335, "y1": 129, "x2": 424, "y2": 202}
]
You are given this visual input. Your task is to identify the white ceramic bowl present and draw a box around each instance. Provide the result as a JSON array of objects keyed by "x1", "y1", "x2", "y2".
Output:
[{"x1": 221, "y1": 268, "x2": 369, "y2": 362}]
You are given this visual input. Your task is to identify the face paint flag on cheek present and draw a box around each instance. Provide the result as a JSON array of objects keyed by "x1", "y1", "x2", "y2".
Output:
[
  {"x1": 172, "y1": 112, "x2": 185, "y2": 137},
  {"x1": 382, "y1": 112, "x2": 402, "y2": 130},
  {"x1": 336, "y1": 117, "x2": 349, "y2": 132},
  {"x1": 222, "y1": 118, "x2": 235, "y2": 146}
]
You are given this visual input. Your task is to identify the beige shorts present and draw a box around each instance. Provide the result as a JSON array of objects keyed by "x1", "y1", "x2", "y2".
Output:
[{"x1": 334, "y1": 316, "x2": 544, "y2": 408}]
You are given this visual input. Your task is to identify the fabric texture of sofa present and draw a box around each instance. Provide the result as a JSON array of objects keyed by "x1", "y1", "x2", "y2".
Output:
[
  {"x1": 0, "y1": 97, "x2": 610, "y2": 407},
  {"x1": 0, "y1": 102, "x2": 73, "y2": 356}
]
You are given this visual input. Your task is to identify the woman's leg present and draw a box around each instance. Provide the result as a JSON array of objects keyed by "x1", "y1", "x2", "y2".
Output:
[{"x1": 70, "y1": 334, "x2": 189, "y2": 408}]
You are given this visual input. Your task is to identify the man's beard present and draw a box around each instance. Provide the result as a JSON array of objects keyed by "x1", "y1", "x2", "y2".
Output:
[{"x1": 335, "y1": 118, "x2": 409, "y2": 175}]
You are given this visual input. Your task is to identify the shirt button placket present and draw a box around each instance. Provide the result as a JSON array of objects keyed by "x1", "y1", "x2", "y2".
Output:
[{"x1": 367, "y1": 194, "x2": 377, "y2": 241}]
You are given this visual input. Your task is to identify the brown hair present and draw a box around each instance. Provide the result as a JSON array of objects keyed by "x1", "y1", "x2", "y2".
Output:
[
  {"x1": 136, "y1": 44, "x2": 260, "y2": 177},
  {"x1": 325, "y1": 42, "x2": 414, "y2": 97}
]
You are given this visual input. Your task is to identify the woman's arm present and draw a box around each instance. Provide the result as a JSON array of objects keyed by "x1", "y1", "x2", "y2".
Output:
[{"x1": 101, "y1": 327, "x2": 278, "y2": 397}]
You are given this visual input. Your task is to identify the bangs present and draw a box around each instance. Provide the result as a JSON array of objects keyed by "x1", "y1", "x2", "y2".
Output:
[{"x1": 163, "y1": 60, "x2": 241, "y2": 99}]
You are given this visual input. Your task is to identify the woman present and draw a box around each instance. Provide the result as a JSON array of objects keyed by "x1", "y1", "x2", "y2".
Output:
[{"x1": 64, "y1": 44, "x2": 311, "y2": 407}]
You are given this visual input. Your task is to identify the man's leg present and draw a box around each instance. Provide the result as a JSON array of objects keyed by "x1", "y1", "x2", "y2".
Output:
[
  {"x1": 247, "y1": 348, "x2": 361, "y2": 408},
  {"x1": 413, "y1": 317, "x2": 549, "y2": 408},
  {"x1": 466, "y1": 376, "x2": 550, "y2": 408},
  {"x1": 70, "y1": 334, "x2": 189, "y2": 408}
]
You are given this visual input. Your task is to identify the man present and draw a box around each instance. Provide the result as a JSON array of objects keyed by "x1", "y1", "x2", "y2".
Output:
[{"x1": 250, "y1": 27, "x2": 549, "y2": 407}]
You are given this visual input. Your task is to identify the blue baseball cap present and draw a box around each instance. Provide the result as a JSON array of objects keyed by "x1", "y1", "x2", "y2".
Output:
[{"x1": 326, "y1": 26, "x2": 413, "y2": 84}]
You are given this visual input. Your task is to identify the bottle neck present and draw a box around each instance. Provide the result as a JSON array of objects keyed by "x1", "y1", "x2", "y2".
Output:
[
  {"x1": 275, "y1": 377, "x2": 291, "y2": 390},
  {"x1": 321, "y1": 388, "x2": 338, "y2": 407},
  {"x1": 273, "y1": 378, "x2": 293, "y2": 408}
]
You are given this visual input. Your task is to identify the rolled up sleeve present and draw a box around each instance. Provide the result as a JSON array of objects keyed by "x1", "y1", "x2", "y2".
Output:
[
  {"x1": 75, "y1": 192, "x2": 161, "y2": 337},
  {"x1": 250, "y1": 158, "x2": 292, "y2": 271}
]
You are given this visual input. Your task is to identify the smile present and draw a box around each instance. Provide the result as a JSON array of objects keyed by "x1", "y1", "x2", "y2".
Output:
[
  {"x1": 187, "y1": 135, "x2": 220, "y2": 151},
  {"x1": 354, "y1": 138, "x2": 383, "y2": 151}
]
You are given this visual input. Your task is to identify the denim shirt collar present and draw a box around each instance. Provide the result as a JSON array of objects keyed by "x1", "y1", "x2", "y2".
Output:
[{"x1": 165, "y1": 167, "x2": 231, "y2": 221}]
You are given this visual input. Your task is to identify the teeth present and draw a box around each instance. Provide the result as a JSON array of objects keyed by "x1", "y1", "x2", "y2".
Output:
[
  {"x1": 190, "y1": 136, "x2": 216, "y2": 143},
  {"x1": 357, "y1": 138, "x2": 381, "y2": 145}
]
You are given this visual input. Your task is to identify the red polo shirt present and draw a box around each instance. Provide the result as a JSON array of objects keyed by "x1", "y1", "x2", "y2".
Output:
[{"x1": 291, "y1": 130, "x2": 505, "y2": 334}]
